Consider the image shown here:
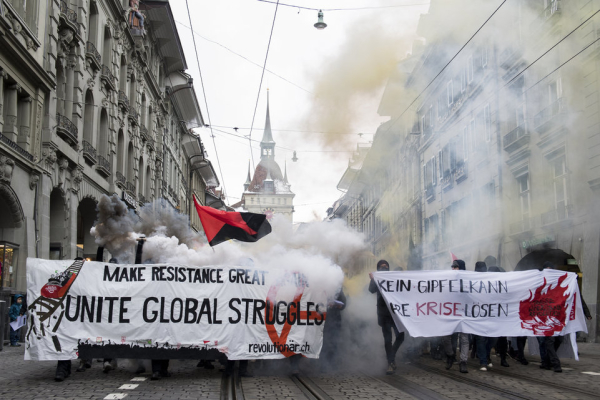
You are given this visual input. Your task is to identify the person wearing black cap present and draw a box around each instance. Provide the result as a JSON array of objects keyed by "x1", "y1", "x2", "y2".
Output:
[
  {"x1": 369, "y1": 259, "x2": 404, "y2": 375},
  {"x1": 442, "y1": 260, "x2": 469, "y2": 373}
]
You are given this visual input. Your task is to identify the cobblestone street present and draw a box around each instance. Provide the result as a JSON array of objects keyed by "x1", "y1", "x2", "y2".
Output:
[{"x1": 2, "y1": 342, "x2": 600, "y2": 400}]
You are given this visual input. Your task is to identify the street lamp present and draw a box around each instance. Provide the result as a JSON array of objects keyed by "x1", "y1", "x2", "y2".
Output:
[{"x1": 314, "y1": 10, "x2": 327, "y2": 30}]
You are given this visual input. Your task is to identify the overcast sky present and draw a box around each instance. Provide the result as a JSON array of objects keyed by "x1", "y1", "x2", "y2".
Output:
[{"x1": 169, "y1": 0, "x2": 430, "y2": 222}]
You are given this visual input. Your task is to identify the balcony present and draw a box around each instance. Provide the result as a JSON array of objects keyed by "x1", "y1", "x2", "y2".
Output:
[
  {"x1": 425, "y1": 185, "x2": 435, "y2": 202},
  {"x1": 56, "y1": 113, "x2": 78, "y2": 147},
  {"x1": 116, "y1": 171, "x2": 126, "y2": 188},
  {"x1": 85, "y1": 42, "x2": 101, "y2": 71},
  {"x1": 126, "y1": 181, "x2": 136, "y2": 195},
  {"x1": 0, "y1": 133, "x2": 34, "y2": 161},
  {"x1": 441, "y1": 172, "x2": 453, "y2": 191},
  {"x1": 138, "y1": 193, "x2": 147, "y2": 205},
  {"x1": 534, "y1": 98, "x2": 566, "y2": 134},
  {"x1": 96, "y1": 155, "x2": 111, "y2": 177},
  {"x1": 118, "y1": 90, "x2": 129, "y2": 112},
  {"x1": 59, "y1": 0, "x2": 78, "y2": 32},
  {"x1": 128, "y1": 107, "x2": 139, "y2": 125},
  {"x1": 82, "y1": 140, "x2": 97, "y2": 165},
  {"x1": 510, "y1": 218, "x2": 533, "y2": 235},
  {"x1": 140, "y1": 124, "x2": 150, "y2": 141},
  {"x1": 541, "y1": 204, "x2": 572, "y2": 227},
  {"x1": 162, "y1": 180, "x2": 167, "y2": 191},
  {"x1": 455, "y1": 161, "x2": 468, "y2": 183},
  {"x1": 532, "y1": 0, "x2": 561, "y2": 29},
  {"x1": 101, "y1": 65, "x2": 116, "y2": 91},
  {"x1": 503, "y1": 124, "x2": 530, "y2": 152},
  {"x1": 168, "y1": 185, "x2": 175, "y2": 198}
]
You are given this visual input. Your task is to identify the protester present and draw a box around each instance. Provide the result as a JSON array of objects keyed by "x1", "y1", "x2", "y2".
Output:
[
  {"x1": 55, "y1": 257, "x2": 86, "y2": 381},
  {"x1": 129, "y1": 0, "x2": 145, "y2": 32},
  {"x1": 473, "y1": 261, "x2": 496, "y2": 371},
  {"x1": 488, "y1": 266, "x2": 510, "y2": 368},
  {"x1": 441, "y1": 260, "x2": 469, "y2": 373},
  {"x1": 321, "y1": 288, "x2": 346, "y2": 370},
  {"x1": 9, "y1": 294, "x2": 25, "y2": 347},
  {"x1": 537, "y1": 261, "x2": 564, "y2": 372},
  {"x1": 369, "y1": 259, "x2": 405, "y2": 375}
]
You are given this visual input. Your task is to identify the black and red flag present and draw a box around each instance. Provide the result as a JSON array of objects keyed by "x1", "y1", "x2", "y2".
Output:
[{"x1": 193, "y1": 195, "x2": 272, "y2": 246}]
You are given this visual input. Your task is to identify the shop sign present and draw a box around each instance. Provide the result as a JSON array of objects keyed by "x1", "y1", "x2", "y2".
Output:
[{"x1": 122, "y1": 191, "x2": 136, "y2": 209}]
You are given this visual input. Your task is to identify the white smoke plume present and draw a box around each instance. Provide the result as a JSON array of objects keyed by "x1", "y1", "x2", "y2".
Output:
[{"x1": 91, "y1": 194, "x2": 366, "y2": 300}]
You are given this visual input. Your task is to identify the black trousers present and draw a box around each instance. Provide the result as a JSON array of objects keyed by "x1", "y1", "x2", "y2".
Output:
[
  {"x1": 516, "y1": 336, "x2": 527, "y2": 360},
  {"x1": 56, "y1": 360, "x2": 71, "y2": 376},
  {"x1": 151, "y1": 359, "x2": 169, "y2": 373},
  {"x1": 380, "y1": 314, "x2": 404, "y2": 364},
  {"x1": 496, "y1": 337, "x2": 508, "y2": 359},
  {"x1": 545, "y1": 336, "x2": 563, "y2": 368}
]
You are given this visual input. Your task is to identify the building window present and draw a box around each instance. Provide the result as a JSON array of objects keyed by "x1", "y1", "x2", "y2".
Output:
[
  {"x1": 548, "y1": 78, "x2": 562, "y2": 105},
  {"x1": 8, "y1": 0, "x2": 39, "y2": 35},
  {"x1": 517, "y1": 174, "x2": 530, "y2": 222},
  {"x1": 552, "y1": 157, "x2": 567, "y2": 212},
  {"x1": 447, "y1": 81, "x2": 454, "y2": 106},
  {"x1": 483, "y1": 104, "x2": 491, "y2": 142},
  {"x1": 467, "y1": 56, "x2": 474, "y2": 83},
  {"x1": 481, "y1": 46, "x2": 488, "y2": 67}
]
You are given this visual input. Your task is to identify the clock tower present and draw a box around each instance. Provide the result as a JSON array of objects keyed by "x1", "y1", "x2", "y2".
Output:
[{"x1": 236, "y1": 92, "x2": 295, "y2": 222}]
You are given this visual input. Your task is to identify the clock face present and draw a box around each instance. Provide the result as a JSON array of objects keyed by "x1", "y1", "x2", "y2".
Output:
[{"x1": 262, "y1": 207, "x2": 275, "y2": 220}]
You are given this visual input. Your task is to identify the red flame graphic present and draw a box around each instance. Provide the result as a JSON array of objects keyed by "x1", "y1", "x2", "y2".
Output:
[{"x1": 519, "y1": 273, "x2": 569, "y2": 336}]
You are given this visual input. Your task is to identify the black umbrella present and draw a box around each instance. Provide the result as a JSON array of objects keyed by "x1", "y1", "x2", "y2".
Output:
[{"x1": 515, "y1": 249, "x2": 577, "y2": 272}]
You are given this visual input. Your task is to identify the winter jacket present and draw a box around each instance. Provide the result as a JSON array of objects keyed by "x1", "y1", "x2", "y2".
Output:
[
  {"x1": 8, "y1": 294, "x2": 24, "y2": 321},
  {"x1": 369, "y1": 278, "x2": 391, "y2": 318}
]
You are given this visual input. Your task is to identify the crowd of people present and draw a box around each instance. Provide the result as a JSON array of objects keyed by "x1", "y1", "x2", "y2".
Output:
[
  {"x1": 368, "y1": 258, "x2": 593, "y2": 376},
  {"x1": 5, "y1": 256, "x2": 592, "y2": 382}
]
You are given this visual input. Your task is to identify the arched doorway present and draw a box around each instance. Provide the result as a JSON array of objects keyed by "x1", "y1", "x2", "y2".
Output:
[
  {"x1": 49, "y1": 188, "x2": 67, "y2": 260},
  {"x1": 76, "y1": 198, "x2": 98, "y2": 260}
]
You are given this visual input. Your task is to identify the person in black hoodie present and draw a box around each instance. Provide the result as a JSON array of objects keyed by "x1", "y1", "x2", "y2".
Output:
[{"x1": 369, "y1": 259, "x2": 404, "y2": 375}]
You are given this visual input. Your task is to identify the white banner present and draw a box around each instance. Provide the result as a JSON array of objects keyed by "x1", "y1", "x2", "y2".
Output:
[
  {"x1": 25, "y1": 258, "x2": 327, "y2": 361},
  {"x1": 372, "y1": 269, "x2": 587, "y2": 338}
]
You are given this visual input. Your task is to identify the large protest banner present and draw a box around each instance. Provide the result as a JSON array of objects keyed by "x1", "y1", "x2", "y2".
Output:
[
  {"x1": 372, "y1": 269, "x2": 587, "y2": 339},
  {"x1": 25, "y1": 258, "x2": 327, "y2": 361}
]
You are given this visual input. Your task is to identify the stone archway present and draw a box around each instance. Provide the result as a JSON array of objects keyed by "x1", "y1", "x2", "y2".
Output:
[{"x1": 76, "y1": 197, "x2": 98, "y2": 260}]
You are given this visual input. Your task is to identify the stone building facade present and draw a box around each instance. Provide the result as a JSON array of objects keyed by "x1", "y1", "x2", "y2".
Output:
[
  {"x1": 330, "y1": 0, "x2": 600, "y2": 341},
  {"x1": 0, "y1": 0, "x2": 219, "y2": 302}
]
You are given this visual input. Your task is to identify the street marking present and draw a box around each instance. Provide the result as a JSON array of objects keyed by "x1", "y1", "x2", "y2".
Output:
[
  {"x1": 130, "y1": 377, "x2": 147, "y2": 381},
  {"x1": 104, "y1": 395, "x2": 127, "y2": 400},
  {"x1": 562, "y1": 367, "x2": 573, "y2": 371},
  {"x1": 118, "y1": 384, "x2": 139, "y2": 390},
  {"x1": 582, "y1": 372, "x2": 600, "y2": 375}
]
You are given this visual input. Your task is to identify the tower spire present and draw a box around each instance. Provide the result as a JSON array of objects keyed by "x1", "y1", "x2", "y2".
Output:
[
  {"x1": 243, "y1": 160, "x2": 252, "y2": 191},
  {"x1": 260, "y1": 90, "x2": 275, "y2": 159},
  {"x1": 284, "y1": 160, "x2": 289, "y2": 184}
]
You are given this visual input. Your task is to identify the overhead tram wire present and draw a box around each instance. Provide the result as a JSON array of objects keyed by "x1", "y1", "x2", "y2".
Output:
[
  {"x1": 210, "y1": 124, "x2": 375, "y2": 135},
  {"x1": 248, "y1": 0, "x2": 280, "y2": 172},
  {"x1": 211, "y1": 127, "x2": 355, "y2": 153},
  {"x1": 256, "y1": 0, "x2": 430, "y2": 11},
  {"x1": 174, "y1": 20, "x2": 311, "y2": 94},
  {"x1": 184, "y1": 0, "x2": 228, "y2": 202}
]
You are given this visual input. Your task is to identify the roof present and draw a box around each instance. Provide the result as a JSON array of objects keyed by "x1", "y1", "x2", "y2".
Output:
[
  {"x1": 168, "y1": 72, "x2": 204, "y2": 129},
  {"x1": 141, "y1": 1, "x2": 187, "y2": 74},
  {"x1": 247, "y1": 158, "x2": 283, "y2": 192},
  {"x1": 261, "y1": 92, "x2": 275, "y2": 145}
]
